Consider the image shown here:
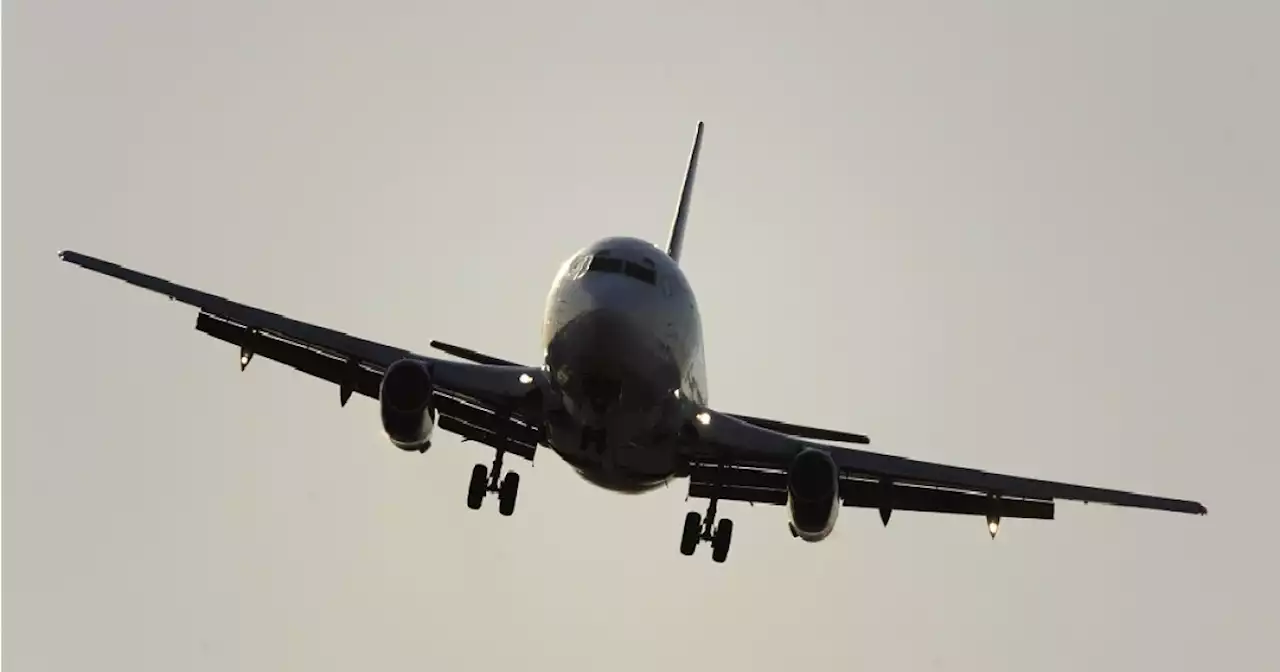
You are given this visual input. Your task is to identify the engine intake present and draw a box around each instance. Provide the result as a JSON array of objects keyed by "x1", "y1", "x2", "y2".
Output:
[
  {"x1": 380, "y1": 358, "x2": 437, "y2": 450},
  {"x1": 787, "y1": 447, "x2": 841, "y2": 541}
]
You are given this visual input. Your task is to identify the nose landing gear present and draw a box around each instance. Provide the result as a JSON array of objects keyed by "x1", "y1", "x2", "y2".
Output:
[
  {"x1": 466, "y1": 449, "x2": 520, "y2": 516},
  {"x1": 582, "y1": 426, "x2": 608, "y2": 455},
  {"x1": 680, "y1": 495, "x2": 734, "y2": 563}
]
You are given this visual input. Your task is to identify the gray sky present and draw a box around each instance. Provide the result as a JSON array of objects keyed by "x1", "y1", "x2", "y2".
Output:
[{"x1": 5, "y1": 1, "x2": 1278, "y2": 670}]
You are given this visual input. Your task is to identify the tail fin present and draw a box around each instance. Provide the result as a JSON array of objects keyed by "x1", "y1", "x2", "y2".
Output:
[{"x1": 665, "y1": 121, "x2": 704, "y2": 264}]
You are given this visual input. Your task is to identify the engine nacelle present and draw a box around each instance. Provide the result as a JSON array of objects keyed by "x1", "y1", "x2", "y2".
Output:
[
  {"x1": 379, "y1": 358, "x2": 437, "y2": 451},
  {"x1": 787, "y1": 447, "x2": 841, "y2": 542}
]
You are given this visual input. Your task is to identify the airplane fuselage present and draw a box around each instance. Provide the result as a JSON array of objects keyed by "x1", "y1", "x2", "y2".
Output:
[{"x1": 540, "y1": 236, "x2": 707, "y2": 492}]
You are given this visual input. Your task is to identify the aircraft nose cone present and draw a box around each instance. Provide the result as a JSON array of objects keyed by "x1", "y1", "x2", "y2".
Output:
[
  {"x1": 547, "y1": 307, "x2": 638, "y2": 425},
  {"x1": 581, "y1": 372, "x2": 622, "y2": 413},
  {"x1": 577, "y1": 268, "x2": 656, "y2": 311}
]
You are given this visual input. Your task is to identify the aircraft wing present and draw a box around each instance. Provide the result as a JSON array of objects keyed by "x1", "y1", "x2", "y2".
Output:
[
  {"x1": 57, "y1": 251, "x2": 547, "y2": 460},
  {"x1": 684, "y1": 407, "x2": 1206, "y2": 520}
]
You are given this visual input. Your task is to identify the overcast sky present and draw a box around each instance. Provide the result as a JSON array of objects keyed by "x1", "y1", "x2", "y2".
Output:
[{"x1": 5, "y1": 1, "x2": 1278, "y2": 670}]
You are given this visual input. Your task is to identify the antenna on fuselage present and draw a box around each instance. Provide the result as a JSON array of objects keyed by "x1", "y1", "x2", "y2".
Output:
[{"x1": 665, "y1": 121, "x2": 704, "y2": 264}]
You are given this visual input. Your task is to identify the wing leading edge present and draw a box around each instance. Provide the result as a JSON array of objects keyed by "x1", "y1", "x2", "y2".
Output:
[
  {"x1": 686, "y1": 407, "x2": 1206, "y2": 518},
  {"x1": 58, "y1": 250, "x2": 547, "y2": 460}
]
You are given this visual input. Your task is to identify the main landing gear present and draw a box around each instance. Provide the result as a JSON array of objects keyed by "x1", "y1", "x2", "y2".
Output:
[
  {"x1": 467, "y1": 450, "x2": 520, "y2": 516},
  {"x1": 680, "y1": 496, "x2": 734, "y2": 563}
]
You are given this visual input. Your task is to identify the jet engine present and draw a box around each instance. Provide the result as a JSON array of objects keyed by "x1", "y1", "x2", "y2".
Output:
[
  {"x1": 380, "y1": 358, "x2": 437, "y2": 451},
  {"x1": 787, "y1": 447, "x2": 841, "y2": 541}
]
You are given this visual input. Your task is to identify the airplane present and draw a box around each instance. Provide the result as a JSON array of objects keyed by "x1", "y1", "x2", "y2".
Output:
[{"x1": 58, "y1": 122, "x2": 1206, "y2": 563}]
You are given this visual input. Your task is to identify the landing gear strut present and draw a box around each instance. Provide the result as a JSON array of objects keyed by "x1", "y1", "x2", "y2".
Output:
[
  {"x1": 680, "y1": 493, "x2": 734, "y2": 563},
  {"x1": 466, "y1": 449, "x2": 520, "y2": 516}
]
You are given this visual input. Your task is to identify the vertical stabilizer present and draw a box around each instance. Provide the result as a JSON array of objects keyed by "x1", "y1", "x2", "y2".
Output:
[{"x1": 665, "y1": 121, "x2": 704, "y2": 264}]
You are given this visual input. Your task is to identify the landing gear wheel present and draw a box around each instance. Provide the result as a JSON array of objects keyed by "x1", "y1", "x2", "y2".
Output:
[
  {"x1": 711, "y1": 519, "x2": 734, "y2": 563},
  {"x1": 679, "y1": 471, "x2": 736, "y2": 562},
  {"x1": 467, "y1": 464, "x2": 488, "y2": 510},
  {"x1": 498, "y1": 472, "x2": 520, "y2": 516},
  {"x1": 680, "y1": 511, "x2": 702, "y2": 556}
]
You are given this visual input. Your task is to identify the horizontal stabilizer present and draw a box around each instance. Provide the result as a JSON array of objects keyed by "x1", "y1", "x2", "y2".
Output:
[
  {"x1": 726, "y1": 412, "x2": 870, "y2": 445},
  {"x1": 429, "y1": 340, "x2": 520, "y2": 367}
]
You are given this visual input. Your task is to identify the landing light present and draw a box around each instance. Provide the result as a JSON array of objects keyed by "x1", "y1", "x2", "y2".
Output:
[
  {"x1": 519, "y1": 373, "x2": 533, "y2": 384},
  {"x1": 695, "y1": 411, "x2": 711, "y2": 426},
  {"x1": 987, "y1": 516, "x2": 1000, "y2": 539}
]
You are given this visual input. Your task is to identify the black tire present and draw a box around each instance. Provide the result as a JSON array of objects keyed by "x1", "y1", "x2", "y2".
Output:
[
  {"x1": 467, "y1": 464, "x2": 488, "y2": 510},
  {"x1": 680, "y1": 511, "x2": 701, "y2": 556},
  {"x1": 711, "y1": 519, "x2": 734, "y2": 563},
  {"x1": 498, "y1": 472, "x2": 520, "y2": 516}
]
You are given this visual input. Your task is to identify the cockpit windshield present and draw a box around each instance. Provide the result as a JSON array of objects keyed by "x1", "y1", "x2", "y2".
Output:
[{"x1": 586, "y1": 253, "x2": 657, "y2": 286}]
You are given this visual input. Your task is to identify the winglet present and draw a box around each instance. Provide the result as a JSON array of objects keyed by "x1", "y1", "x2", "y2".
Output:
[{"x1": 665, "y1": 121, "x2": 704, "y2": 264}]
